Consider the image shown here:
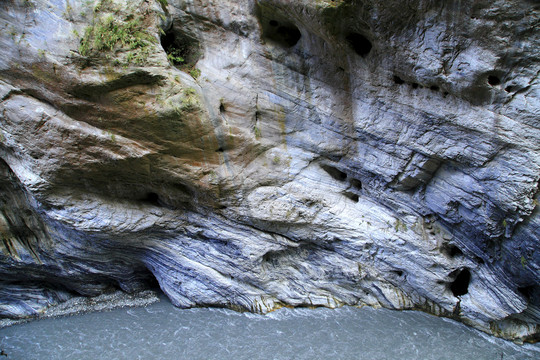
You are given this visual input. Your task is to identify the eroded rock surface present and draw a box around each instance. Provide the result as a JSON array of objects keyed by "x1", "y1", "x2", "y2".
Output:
[{"x1": 0, "y1": 0, "x2": 538, "y2": 342}]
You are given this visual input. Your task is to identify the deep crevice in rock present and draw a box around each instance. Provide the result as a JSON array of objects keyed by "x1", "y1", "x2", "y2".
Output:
[
  {"x1": 517, "y1": 285, "x2": 534, "y2": 302},
  {"x1": 450, "y1": 268, "x2": 471, "y2": 297},
  {"x1": 321, "y1": 164, "x2": 347, "y2": 181},
  {"x1": 346, "y1": 32, "x2": 372, "y2": 57},
  {"x1": 343, "y1": 192, "x2": 359, "y2": 202},
  {"x1": 142, "y1": 192, "x2": 162, "y2": 207},
  {"x1": 350, "y1": 178, "x2": 362, "y2": 190}
]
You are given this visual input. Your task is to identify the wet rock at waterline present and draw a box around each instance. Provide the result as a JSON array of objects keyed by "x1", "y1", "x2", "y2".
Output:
[{"x1": 0, "y1": 0, "x2": 539, "y2": 343}]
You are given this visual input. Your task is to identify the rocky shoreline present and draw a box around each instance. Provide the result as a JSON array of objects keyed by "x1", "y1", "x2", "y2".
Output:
[{"x1": 0, "y1": 290, "x2": 160, "y2": 329}]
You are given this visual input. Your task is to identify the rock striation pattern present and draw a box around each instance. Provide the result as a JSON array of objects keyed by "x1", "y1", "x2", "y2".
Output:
[{"x1": 0, "y1": 0, "x2": 539, "y2": 342}]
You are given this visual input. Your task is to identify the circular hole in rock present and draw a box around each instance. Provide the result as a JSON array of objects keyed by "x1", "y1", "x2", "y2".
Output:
[
  {"x1": 219, "y1": 103, "x2": 226, "y2": 113},
  {"x1": 430, "y1": 85, "x2": 440, "y2": 91},
  {"x1": 411, "y1": 83, "x2": 419, "y2": 89},
  {"x1": 488, "y1": 75, "x2": 501, "y2": 86},
  {"x1": 346, "y1": 33, "x2": 372, "y2": 57}
]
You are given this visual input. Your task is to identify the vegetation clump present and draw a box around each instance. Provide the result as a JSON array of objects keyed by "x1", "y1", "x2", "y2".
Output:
[{"x1": 78, "y1": 2, "x2": 157, "y2": 66}]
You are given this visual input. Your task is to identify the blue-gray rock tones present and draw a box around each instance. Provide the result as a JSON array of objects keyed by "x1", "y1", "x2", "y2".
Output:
[{"x1": 0, "y1": 0, "x2": 538, "y2": 342}]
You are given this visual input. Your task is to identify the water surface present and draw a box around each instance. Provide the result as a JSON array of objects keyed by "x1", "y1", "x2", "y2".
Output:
[{"x1": 1, "y1": 297, "x2": 538, "y2": 360}]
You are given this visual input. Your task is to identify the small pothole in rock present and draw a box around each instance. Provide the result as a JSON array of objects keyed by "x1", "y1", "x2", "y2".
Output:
[
  {"x1": 488, "y1": 75, "x2": 501, "y2": 86},
  {"x1": 346, "y1": 32, "x2": 372, "y2": 57},
  {"x1": 321, "y1": 164, "x2": 347, "y2": 181},
  {"x1": 393, "y1": 75, "x2": 405, "y2": 85}
]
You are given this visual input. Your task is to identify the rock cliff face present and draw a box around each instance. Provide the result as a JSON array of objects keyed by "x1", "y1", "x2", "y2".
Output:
[{"x1": 0, "y1": 0, "x2": 539, "y2": 342}]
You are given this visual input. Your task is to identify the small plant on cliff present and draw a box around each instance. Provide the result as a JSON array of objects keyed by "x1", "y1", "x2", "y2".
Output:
[
  {"x1": 254, "y1": 126, "x2": 262, "y2": 139},
  {"x1": 79, "y1": 11, "x2": 156, "y2": 66},
  {"x1": 189, "y1": 67, "x2": 201, "y2": 80},
  {"x1": 166, "y1": 48, "x2": 185, "y2": 65}
]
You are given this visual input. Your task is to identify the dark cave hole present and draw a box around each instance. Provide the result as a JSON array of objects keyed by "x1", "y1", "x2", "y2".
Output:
[
  {"x1": 161, "y1": 28, "x2": 199, "y2": 66},
  {"x1": 140, "y1": 269, "x2": 161, "y2": 290},
  {"x1": 488, "y1": 75, "x2": 501, "y2": 86},
  {"x1": 216, "y1": 147, "x2": 224, "y2": 153},
  {"x1": 518, "y1": 285, "x2": 534, "y2": 302},
  {"x1": 505, "y1": 86, "x2": 514, "y2": 92},
  {"x1": 346, "y1": 33, "x2": 372, "y2": 57},
  {"x1": 321, "y1": 164, "x2": 347, "y2": 181},
  {"x1": 393, "y1": 75, "x2": 405, "y2": 85},
  {"x1": 393, "y1": 270, "x2": 404, "y2": 277},
  {"x1": 219, "y1": 103, "x2": 226, "y2": 113},
  {"x1": 430, "y1": 85, "x2": 440, "y2": 91},
  {"x1": 261, "y1": 13, "x2": 302, "y2": 48},
  {"x1": 275, "y1": 25, "x2": 302, "y2": 47},
  {"x1": 411, "y1": 83, "x2": 419, "y2": 89},
  {"x1": 350, "y1": 178, "x2": 362, "y2": 190},
  {"x1": 143, "y1": 192, "x2": 160, "y2": 206},
  {"x1": 450, "y1": 268, "x2": 471, "y2": 297},
  {"x1": 443, "y1": 244, "x2": 463, "y2": 258},
  {"x1": 343, "y1": 192, "x2": 359, "y2": 202}
]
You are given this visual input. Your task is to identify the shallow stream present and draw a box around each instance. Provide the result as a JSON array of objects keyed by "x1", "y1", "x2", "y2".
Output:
[{"x1": 1, "y1": 297, "x2": 538, "y2": 359}]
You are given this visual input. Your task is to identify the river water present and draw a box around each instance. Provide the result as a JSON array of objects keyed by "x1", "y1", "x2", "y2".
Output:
[{"x1": 1, "y1": 296, "x2": 538, "y2": 360}]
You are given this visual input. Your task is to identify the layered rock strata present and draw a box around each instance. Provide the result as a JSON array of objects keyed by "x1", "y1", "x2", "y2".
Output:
[{"x1": 0, "y1": 0, "x2": 538, "y2": 342}]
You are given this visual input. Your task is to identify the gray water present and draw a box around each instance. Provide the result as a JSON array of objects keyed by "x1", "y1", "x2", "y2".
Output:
[{"x1": 1, "y1": 297, "x2": 539, "y2": 360}]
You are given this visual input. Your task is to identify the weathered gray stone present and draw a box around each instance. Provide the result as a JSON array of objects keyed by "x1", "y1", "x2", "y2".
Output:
[{"x1": 0, "y1": 0, "x2": 538, "y2": 342}]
